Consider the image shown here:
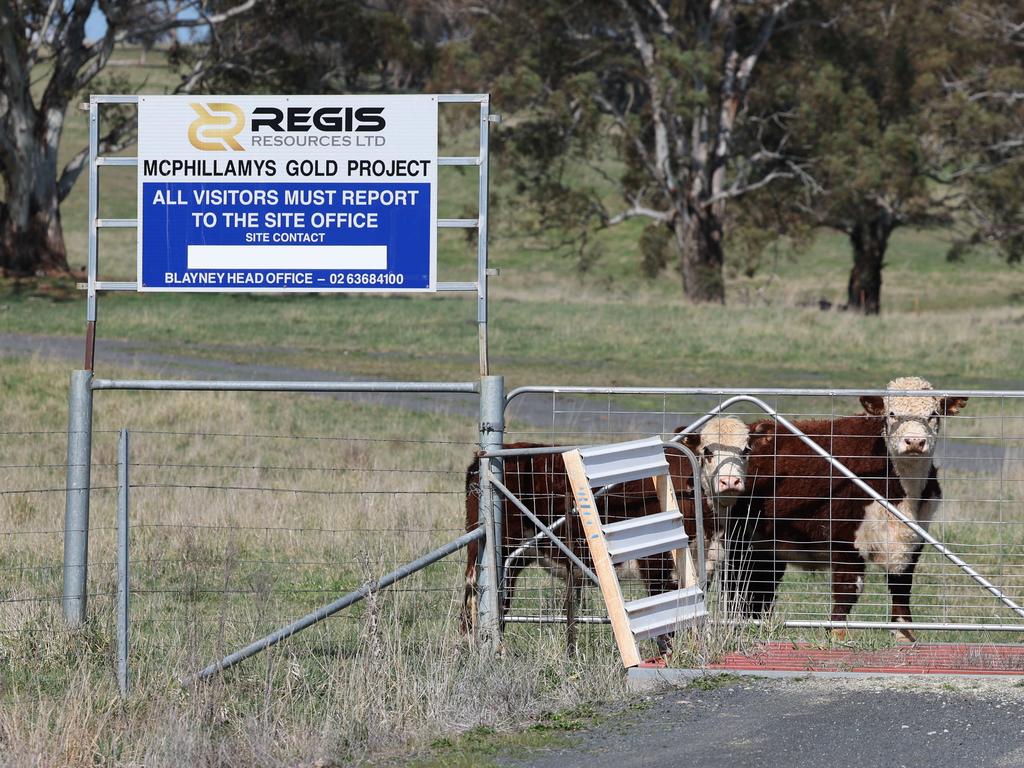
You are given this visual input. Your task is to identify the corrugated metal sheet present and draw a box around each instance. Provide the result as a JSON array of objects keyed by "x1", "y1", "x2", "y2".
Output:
[
  {"x1": 604, "y1": 511, "x2": 689, "y2": 564},
  {"x1": 577, "y1": 436, "x2": 669, "y2": 488},
  {"x1": 625, "y1": 585, "x2": 707, "y2": 640}
]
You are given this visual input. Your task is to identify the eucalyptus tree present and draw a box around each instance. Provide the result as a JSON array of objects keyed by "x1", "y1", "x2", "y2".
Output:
[
  {"x1": 447, "y1": 0, "x2": 804, "y2": 303},
  {"x1": 780, "y1": 0, "x2": 1023, "y2": 313},
  {"x1": 0, "y1": 0, "x2": 254, "y2": 276}
]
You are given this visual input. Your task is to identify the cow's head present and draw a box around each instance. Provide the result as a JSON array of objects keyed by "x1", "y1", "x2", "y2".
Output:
[
  {"x1": 679, "y1": 416, "x2": 756, "y2": 506},
  {"x1": 860, "y1": 376, "x2": 968, "y2": 459}
]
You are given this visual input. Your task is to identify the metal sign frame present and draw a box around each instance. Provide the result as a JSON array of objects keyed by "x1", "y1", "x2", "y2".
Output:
[
  {"x1": 81, "y1": 93, "x2": 496, "y2": 375},
  {"x1": 64, "y1": 95, "x2": 505, "y2": 635}
]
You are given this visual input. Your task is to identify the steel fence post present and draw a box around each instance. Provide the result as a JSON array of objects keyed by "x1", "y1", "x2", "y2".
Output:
[
  {"x1": 63, "y1": 369, "x2": 94, "y2": 626},
  {"x1": 477, "y1": 375, "x2": 504, "y2": 649},
  {"x1": 117, "y1": 429, "x2": 130, "y2": 697}
]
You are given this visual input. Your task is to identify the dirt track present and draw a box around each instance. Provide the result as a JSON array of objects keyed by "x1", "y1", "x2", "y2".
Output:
[
  {"x1": 499, "y1": 676, "x2": 1024, "y2": 768},
  {"x1": 0, "y1": 332, "x2": 1010, "y2": 474}
]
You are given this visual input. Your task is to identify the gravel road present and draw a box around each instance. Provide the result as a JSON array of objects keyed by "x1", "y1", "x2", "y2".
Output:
[{"x1": 499, "y1": 676, "x2": 1024, "y2": 768}]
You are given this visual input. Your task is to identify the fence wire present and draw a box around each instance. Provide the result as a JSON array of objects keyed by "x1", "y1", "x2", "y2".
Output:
[
  {"x1": 0, "y1": 425, "x2": 479, "y2": 684},
  {"x1": 0, "y1": 431, "x2": 83, "y2": 637},
  {"x1": 5, "y1": 387, "x2": 1024, "y2": 680}
]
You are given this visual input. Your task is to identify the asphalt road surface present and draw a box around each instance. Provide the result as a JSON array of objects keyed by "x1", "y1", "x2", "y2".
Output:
[{"x1": 499, "y1": 676, "x2": 1024, "y2": 768}]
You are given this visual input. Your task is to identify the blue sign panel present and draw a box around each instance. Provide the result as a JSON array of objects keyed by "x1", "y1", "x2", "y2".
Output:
[
  {"x1": 137, "y1": 95, "x2": 438, "y2": 292},
  {"x1": 140, "y1": 182, "x2": 431, "y2": 290}
]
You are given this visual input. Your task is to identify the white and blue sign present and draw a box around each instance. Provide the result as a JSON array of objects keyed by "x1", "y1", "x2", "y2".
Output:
[{"x1": 137, "y1": 95, "x2": 438, "y2": 292}]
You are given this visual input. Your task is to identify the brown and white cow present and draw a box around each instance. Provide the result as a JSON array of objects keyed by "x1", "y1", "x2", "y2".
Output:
[
  {"x1": 460, "y1": 416, "x2": 758, "y2": 638},
  {"x1": 723, "y1": 377, "x2": 967, "y2": 640}
]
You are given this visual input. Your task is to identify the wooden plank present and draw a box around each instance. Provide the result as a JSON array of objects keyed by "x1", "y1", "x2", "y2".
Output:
[{"x1": 563, "y1": 450, "x2": 641, "y2": 668}]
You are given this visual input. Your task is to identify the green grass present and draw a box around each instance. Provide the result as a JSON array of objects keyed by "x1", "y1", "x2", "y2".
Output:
[
  {"x1": 686, "y1": 673, "x2": 744, "y2": 691},
  {"x1": 406, "y1": 710, "x2": 599, "y2": 768},
  {"x1": 5, "y1": 274, "x2": 1024, "y2": 390},
  {"x1": 0, "y1": 355, "x2": 629, "y2": 766}
]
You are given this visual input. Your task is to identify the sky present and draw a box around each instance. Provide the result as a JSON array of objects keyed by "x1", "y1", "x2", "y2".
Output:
[{"x1": 84, "y1": 3, "x2": 107, "y2": 41}]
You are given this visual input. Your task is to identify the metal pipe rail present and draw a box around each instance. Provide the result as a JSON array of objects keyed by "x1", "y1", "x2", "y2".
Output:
[
  {"x1": 499, "y1": 388, "x2": 1024, "y2": 629},
  {"x1": 487, "y1": 473, "x2": 599, "y2": 586},
  {"x1": 505, "y1": 617, "x2": 1024, "y2": 632},
  {"x1": 116, "y1": 430, "x2": 129, "y2": 697},
  {"x1": 506, "y1": 385, "x2": 1024, "y2": 401},
  {"x1": 92, "y1": 379, "x2": 479, "y2": 393},
  {"x1": 486, "y1": 439, "x2": 708, "y2": 590}
]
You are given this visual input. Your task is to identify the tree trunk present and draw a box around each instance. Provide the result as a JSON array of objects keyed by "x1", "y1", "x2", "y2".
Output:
[
  {"x1": 674, "y1": 208, "x2": 726, "y2": 303},
  {"x1": 846, "y1": 213, "x2": 894, "y2": 315},
  {"x1": 0, "y1": 141, "x2": 70, "y2": 277}
]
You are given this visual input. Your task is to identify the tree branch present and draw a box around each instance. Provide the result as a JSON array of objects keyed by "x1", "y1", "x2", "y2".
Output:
[
  {"x1": 25, "y1": 0, "x2": 61, "y2": 70},
  {"x1": 606, "y1": 203, "x2": 673, "y2": 226},
  {"x1": 614, "y1": 0, "x2": 676, "y2": 193},
  {"x1": 113, "y1": 0, "x2": 258, "y2": 42},
  {"x1": 58, "y1": 121, "x2": 135, "y2": 201},
  {"x1": 701, "y1": 170, "x2": 795, "y2": 207},
  {"x1": 592, "y1": 92, "x2": 661, "y2": 184}
]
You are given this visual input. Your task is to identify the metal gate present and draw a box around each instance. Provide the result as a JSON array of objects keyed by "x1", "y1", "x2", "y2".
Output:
[{"x1": 491, "y1": 385, "x2": 1024, "y2": 649}]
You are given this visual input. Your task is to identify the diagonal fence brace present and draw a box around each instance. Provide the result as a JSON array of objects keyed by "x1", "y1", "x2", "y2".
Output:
[
  {"x1": 487, "y1": 471, "x2": 599, "y2": 586},
  {"x1": 190, "y1": 526, "x2": 485, "y2": 683}
]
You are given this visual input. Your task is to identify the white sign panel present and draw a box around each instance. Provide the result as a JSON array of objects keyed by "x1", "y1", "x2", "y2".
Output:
[{"x1": 137, "y1": 95, "x2": 438, "y2": 291}]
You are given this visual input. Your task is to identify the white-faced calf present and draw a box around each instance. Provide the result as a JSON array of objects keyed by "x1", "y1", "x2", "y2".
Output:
[{"x1": 724, "y1": 377, "x2": 966, "y2": 641}]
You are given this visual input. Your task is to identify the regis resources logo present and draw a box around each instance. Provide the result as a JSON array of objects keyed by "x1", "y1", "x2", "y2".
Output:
[{"x1": 188, "y1": 102, "x2": 245, "y2": 151}]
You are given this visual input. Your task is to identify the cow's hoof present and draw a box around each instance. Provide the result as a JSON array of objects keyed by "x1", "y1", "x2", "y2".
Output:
[{"x1": 894, "y1": 628, "x2": 917, "y2": 644}]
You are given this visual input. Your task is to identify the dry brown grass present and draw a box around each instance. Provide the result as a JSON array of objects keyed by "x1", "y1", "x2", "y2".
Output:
[
  {"x1": 3, "y1": 350, "x2": 1023, "y2": 764},
  {"x1": 0, "y1": 356, "x2": 628, "y2": 765}
]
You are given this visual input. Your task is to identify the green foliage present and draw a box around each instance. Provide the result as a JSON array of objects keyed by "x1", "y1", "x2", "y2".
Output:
[
  {"x1": 173, "y1": 0, "x2": 442, "y2": 93},
  {"x1": 640, "y1": 222, "x2": 672, "y2": 279},
  {"x1": 439, "y1": 0, "x2": 802, "y2": 301},
  {"x1": 751, "y1": 0, "x2": 1023, "y2": 310}
]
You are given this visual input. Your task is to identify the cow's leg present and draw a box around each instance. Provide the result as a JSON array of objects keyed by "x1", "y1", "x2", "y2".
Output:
[
  {"x1": 563, "y1": 562, "x2": 581, "y2": 657},
  {"x1": 460, "y1": 537, "x2": 479, "y2": 636},
  {"x1": 463, "y1": 537, "x2": 524, "y2": 638},
  {"x1": 722, "y1": 520, "x2": 783, "y2": 618},
  {"x1": 720, "y1": 500, "x2": 781, "y2": 618},
  {"x1": 887, "y1": 542, "x2": 924, "y2": 643},
  {"x1": 498, "y1": 556, "x2": 527, "y2": 633},
  {"x1": 745, "y1": 545, "x2": 786, "y2": 618},
  {"x1": 830, "y1": 547, "x2": 866, "y2": 641},
  {"x1": 563, "y1": 499, "x2": 581, "y2": 657}
]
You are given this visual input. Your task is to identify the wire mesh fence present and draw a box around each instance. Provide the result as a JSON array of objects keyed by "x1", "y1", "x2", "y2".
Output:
[
  {"x1": 118, "y1": 426, "x2": 477, "y2": 681},
  {"x1": 0, "y1": 420, "x2": 482, "y2": 687},
  {"x1": 0, "y1": 429, "x2": 104, "y2": 639},
  {"x1": 4, "y1": 384, "x2": 1024, "y2": 684},
  {"x1": 497, "y1": 388, "x2": 1024, "y2": 663}
]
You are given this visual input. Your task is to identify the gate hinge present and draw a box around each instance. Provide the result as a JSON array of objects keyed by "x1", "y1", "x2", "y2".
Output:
[{"x1": 479, "y1": 422, "x2": 503, "y2": 434}]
